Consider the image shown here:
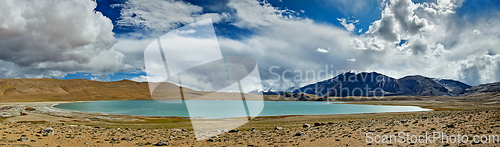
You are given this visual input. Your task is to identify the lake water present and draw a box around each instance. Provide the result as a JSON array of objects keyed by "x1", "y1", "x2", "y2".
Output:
[{"x1": 54, "y1": 100, "x2": 431, "y2": 119}]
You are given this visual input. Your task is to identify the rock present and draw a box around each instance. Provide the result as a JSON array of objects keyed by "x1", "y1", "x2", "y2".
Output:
[
  {"x1": 274, "y1": 127, "x2": 283, "y2": 130},
  {"x1": 445, "y1": 124, "x2": 455, "y2": 128},
  {"x1": 18, "y1": 136, "x2": 29, "y2": 142},
  {"x1": 207, "y1": 138, "x2": 214, "y2": 142},
  {"x1": 40, "y1": 127, "x2": 54, "y2": 135},
  {"x1": 228, "y1": 129, "x2": 239, "y2": 133},
  {"x1": 61, "y1": 123, "x2": 66, "y2": 125},
  {"x1": 314, "y1": 123, "x2": 321, "y2": 126},
  {"x1": 327, "y1": 122, "x2": 334, "y2": 125},
  {"x1": 320, "y1": 123, "x2": 326, "y2": 126},
  {"x1": 303, "y1": 124, "x2": 311, "y2": 128},
  {"x1": 250, "y1": 128, "x2": 256, "y2": 131},
  {"x1": 155, "y1": 140, "x2": 168, "y2": 146},
  {"x1": 181, "y1": 129, "x2": 187, "y2": 132},
  {"x1": 121, "y1": 137, "x2": 133, "y2": 141},
  {"x1": 171, "y1": 128, "x2": 182, "y2": 132},
  {"x1": 294, "y1": 132, "x2": 305, "y2": 136},
  {"x1": 422, "y1": 116, "x2": 428, "y2": 119}
]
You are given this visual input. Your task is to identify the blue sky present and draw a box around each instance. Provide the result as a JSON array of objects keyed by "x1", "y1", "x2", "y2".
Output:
[{"x1": 1, "y1": 0, "x2": 500, "y2": 88}]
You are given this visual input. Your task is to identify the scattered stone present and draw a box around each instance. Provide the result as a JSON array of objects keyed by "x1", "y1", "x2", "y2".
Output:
[
  {"x1": 155, "y1": 140, "x2": 168, "y2": 146},
  {"x1": 314, "y1": 123, "x2": 321, "y2": 126},
  {"x1": 181, "y1": 129, "x2": 187, "y2": 132},
  {"x1": 250, "y1": 128, "x2": 256, "y2": 131},
  {"x1": 171, "y1": 128, "x2": 182, "y2": 132},
  {"x1": 422, "y1": 116, "x2": 428, "y2": 119},
  {"x1": 207, "y1": 138, "x2": 214, "y2": 142},
  {"x1": 18, "y1": 136, "x2": 29, "y2": 142},
  {"x1": 327, "y1": 122, "x2": 334, "y2": 125},
  {"x1": 445, "y1": 124, "x2": 455, "y2": 128},
  {"x1": 228, "y1": 129, "x2": 240, "y2": 133},
  {"x1": 294, "y1": 132, "x2": 305, "y2": 136},
  {"x1": 40, "y1": 127, "x2": 54, "y2": 135},
  {"x1": 303, "y1": 124, "x2": 311, "y2": 128},
  {"x1": 274, "y1": 127, "x2": 283, "y2": 130},
  {"x1": 121, "y1": 137, "x2": 133, "y2": 141}
]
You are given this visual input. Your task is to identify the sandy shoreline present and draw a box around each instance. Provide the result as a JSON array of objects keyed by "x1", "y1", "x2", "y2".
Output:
[{"x1": 0, "y1": 98, "x2": 499, "y2": 146}]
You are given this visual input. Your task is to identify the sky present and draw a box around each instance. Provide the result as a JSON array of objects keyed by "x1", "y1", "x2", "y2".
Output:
[{"x1": 0, "y1": 0, "x2": 500, "y2": 90}]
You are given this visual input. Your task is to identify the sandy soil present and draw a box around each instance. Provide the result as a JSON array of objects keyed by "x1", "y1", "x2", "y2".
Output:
[{"x1": 0, "y1": 97, "x2": 499, "y2": 146}]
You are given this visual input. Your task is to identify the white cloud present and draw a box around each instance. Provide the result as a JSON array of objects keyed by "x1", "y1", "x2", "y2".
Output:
[
  {"x1": 131, "y1": 75, "x2": 165, "y2": 82},
  {"x1": 350, "y1": 38, "x2": 367, "y2": 50},
  {"x1": 347, "y1": 58, "x2": 356, "y2": 62},
  {"x1": 113, "y1": 0, "x2": 228, "y2": 37},
  {"x1": 227, "y1": 0, "x2": 303, "y2": 29},
  {"x1": 337, "y1": 18, "x2": 358, "y2": 32},
  {"x1": 316, "y1": 47, "x2": 330, "y2": 53},
  {"x1": 0, "y1": 0, "x2": 125, "y2": 78},
  {"x1": 357, "y1": 0, "x2": 500, "y2": 85}
]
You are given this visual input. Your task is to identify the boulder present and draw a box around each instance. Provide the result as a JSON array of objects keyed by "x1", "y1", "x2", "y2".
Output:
[
  {"x1": 294, "y1": 132, "x2": 306, "y2": 136},
  {"x1": 121, "y1": 137, "x2": 133, "y2": 141},
  {"x1": 155, "y1": 140, "x2": 168, "y2": 146},
  {"x1": 18, "y1": 136, "x2": 29, "y2": 142},
  {"x1": 40, "y1": 127, "x2": 54, "y2": 135}
]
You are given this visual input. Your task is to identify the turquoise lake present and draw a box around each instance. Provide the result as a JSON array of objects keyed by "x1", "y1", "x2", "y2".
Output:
[{"x1": 54, "y1": 100, "x2": 431, "y2": 119}]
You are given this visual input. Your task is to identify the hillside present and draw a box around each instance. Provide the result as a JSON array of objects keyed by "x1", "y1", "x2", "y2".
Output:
[
  {"x1": 0, "y1": 79, "x2": 268, "y2": 102},
  {"x1": 459, "y1": 82, "x2": 500, "y2": 96},
  {"x1": 0, "y1": 79, "x2": 154, "y2": 102},
  {"x1": 293, "y1": 72, "x2": 472, "y2": 97}
]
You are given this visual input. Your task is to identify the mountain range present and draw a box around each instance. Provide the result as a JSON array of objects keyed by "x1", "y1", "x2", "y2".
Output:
[
  {"x1": 0, "y1": 74, "x2": 498, "y2": 102},
  {"x1": 265, "y1": 72, "x2": 486, "y2": 97}
]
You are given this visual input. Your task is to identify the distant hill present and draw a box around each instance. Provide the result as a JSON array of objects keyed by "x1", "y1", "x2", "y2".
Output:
[
  {"x1": 290, "y1": 72, "x2": 472, "y2": 97},
  {"x1": 433, "y1": 78, "x2": 473, "y2": 95},
  {"x1": 0, "y1": 79, "x2": 153, "y2": 102},
  {"x1": 0, "y1": 79, "x2": 264, "y2": 102},
  {"x1": 459, "y1": 82, "x2": 500, "y2": 96}
]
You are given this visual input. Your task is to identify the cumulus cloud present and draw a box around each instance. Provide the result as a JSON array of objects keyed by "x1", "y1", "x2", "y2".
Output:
[
  {"x1": 356, "y1": 0, "x2": 500, "y2": 85},
  {"x1": 0, "y1": 0, "x2": 126, "y2": 78}
]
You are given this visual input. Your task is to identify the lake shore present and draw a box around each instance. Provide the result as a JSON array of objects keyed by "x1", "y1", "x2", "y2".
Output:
[{"x1": 0, "y1": 96, "x2": 499, "y2": 146}]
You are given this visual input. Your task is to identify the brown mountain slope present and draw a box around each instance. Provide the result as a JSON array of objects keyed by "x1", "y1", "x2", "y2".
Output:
[
  {"x1": 0, "y1": 79, "x2": 269, "y2": 102},
  {"x1": 0, "y1": 79, "x2": 154, "y2": 102}
]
